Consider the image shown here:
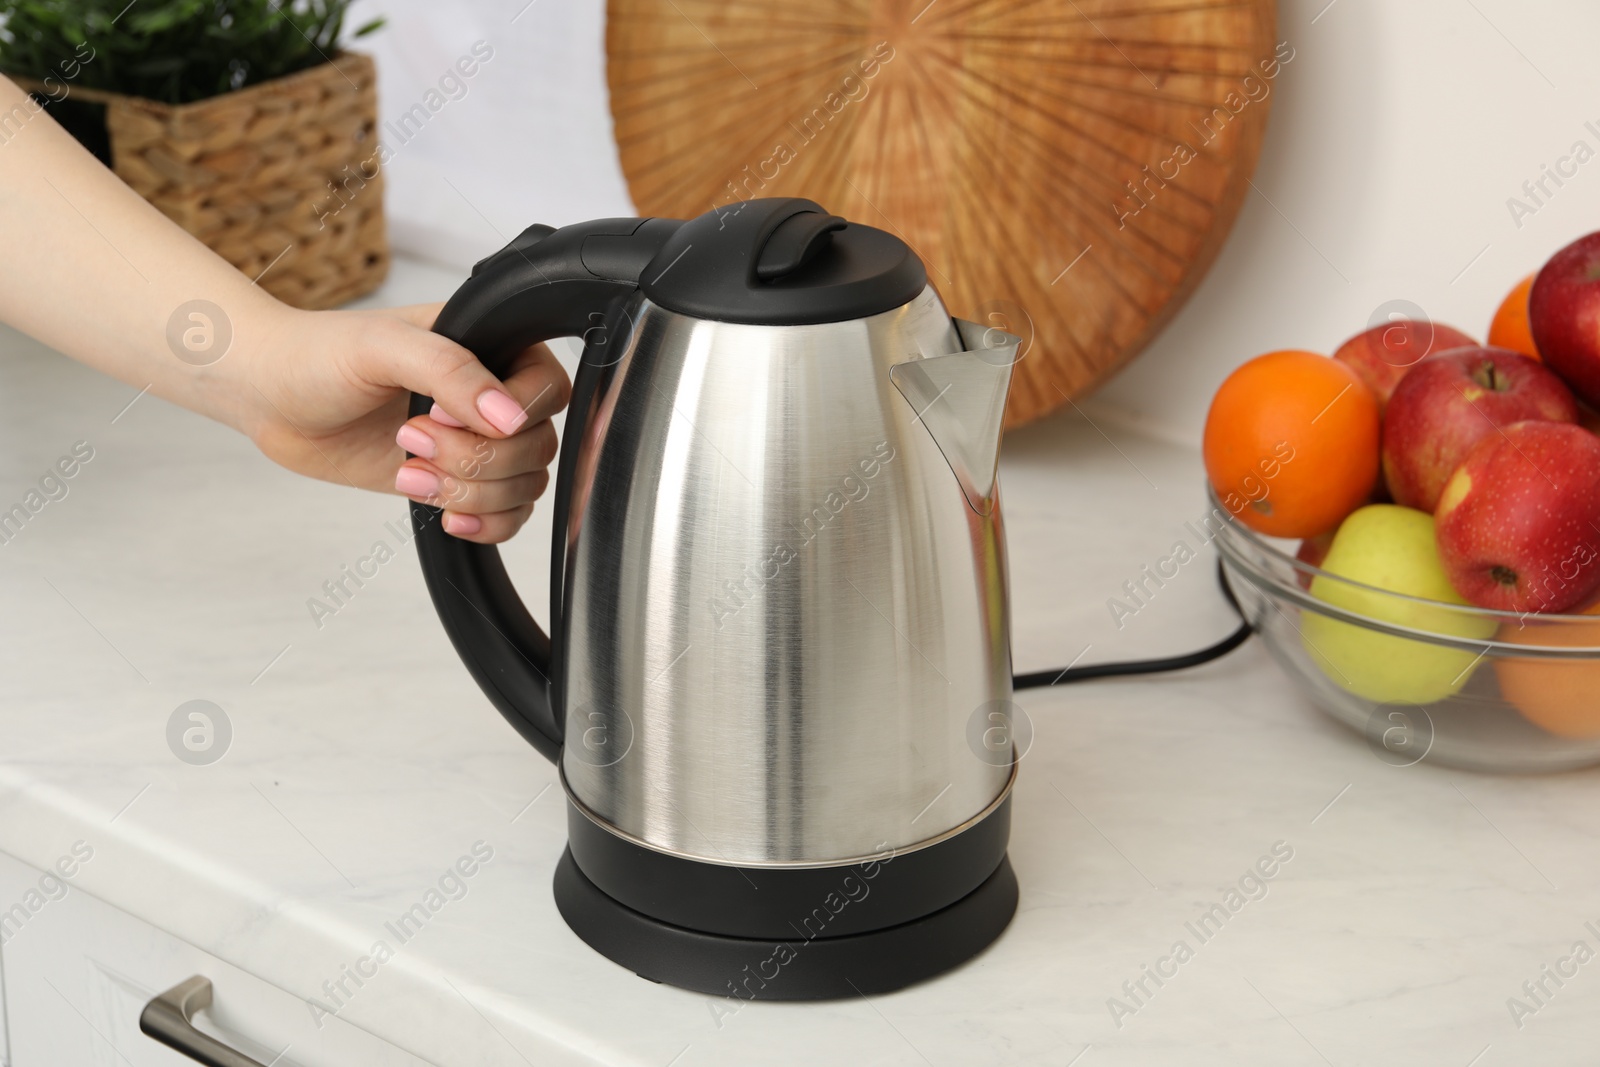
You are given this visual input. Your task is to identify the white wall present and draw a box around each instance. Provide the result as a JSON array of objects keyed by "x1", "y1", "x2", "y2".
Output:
[
  {"x1": 350, "y1": 0, "x2": 632, "y2": 268},
  {"x1": 352, "y1": 0, "x2": 1600, "y2": 444}
]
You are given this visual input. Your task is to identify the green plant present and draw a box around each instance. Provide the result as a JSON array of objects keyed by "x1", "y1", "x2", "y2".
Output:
[{"x1": 0, "y1": 0, "x2": 384, "y2": 104}]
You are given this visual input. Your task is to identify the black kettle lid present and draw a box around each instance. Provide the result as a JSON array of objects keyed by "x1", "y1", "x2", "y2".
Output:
[{"x1": 639, "y1": 197, "x2": 928, "y2": 325}]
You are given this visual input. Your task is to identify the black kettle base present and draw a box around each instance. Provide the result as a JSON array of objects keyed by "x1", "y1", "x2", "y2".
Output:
[{"x1": 553, "y1": 847, "x2": 1018, "y2": 1001}]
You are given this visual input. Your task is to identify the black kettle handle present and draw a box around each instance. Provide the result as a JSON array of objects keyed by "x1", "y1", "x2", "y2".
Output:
[{"x1": 408, "y1": 216, "x2": 679, "y2": 763}]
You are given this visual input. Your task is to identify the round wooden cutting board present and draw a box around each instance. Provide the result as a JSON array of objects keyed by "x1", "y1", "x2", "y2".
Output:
[{"x1": 606, "y1": 0, "x2": 1279, "y2": 426}]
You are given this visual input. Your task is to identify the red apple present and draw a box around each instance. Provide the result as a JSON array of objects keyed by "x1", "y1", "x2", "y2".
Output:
[
  {"x1": 1333, "y1": 319, "x2": 1477, "y2": 411},
  {"x1": 1295, "y1": 530, "x2": 1335, "y2": 589},
  {"x1": 1382, "y1": 346, "x2": 1578, "y2": 512},
  {"x1": 1530, "y1": 231, "x2": 1600, "y2": 408},
  {"x1": 1435, "y1": 421, "x2": 1600, "y2": 613}
]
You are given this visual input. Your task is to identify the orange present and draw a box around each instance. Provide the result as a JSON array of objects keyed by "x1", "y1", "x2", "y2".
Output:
[
  {"x1": 1488, "y1": 273, "x2": 1540, "y2": 361},
  {"x1": 1495, "y1": 602, "x2": 1600, "y2": 738},
  {"x1": 1203, "y1": 350, "x2": 1380, "y2": 538}
]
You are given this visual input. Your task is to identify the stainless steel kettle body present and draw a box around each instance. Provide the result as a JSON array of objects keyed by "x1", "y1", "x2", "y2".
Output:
[
  {"x1": 560, "y1": 286, "x2": 1015, "y2": 866},
  {"x1": 410, "y1": 198, "x2": 1021, "y2": 999}
]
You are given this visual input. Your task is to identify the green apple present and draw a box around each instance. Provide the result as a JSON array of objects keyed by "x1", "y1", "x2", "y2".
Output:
[{"x1": 1300, "y1": 505, "x2": 1496, "y2": 704}]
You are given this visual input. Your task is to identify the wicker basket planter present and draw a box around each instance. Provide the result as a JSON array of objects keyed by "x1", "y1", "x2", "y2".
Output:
[{"x1": 20, "y1": 51, "x2": 388, "y2": 309}]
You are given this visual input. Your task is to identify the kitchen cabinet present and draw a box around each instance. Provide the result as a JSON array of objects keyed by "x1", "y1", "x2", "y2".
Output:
[{"x1": 0, "y1": 852, "x2": 427, "y2": 1067}]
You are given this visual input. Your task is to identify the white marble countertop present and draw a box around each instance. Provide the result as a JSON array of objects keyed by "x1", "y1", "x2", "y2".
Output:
[{"x1": 4, "y1": 258, "x2": 1600, "y2": 1067}]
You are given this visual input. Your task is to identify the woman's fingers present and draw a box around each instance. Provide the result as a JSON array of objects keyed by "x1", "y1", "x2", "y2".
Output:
[
  {"x1": 440, "y1": 503, "x2": 536, "y2": 544},
  {"x1": 364, "y1": 318, "x2": 570, "y2": 542},
  {"x1": 424, "y1": 344, "x2": 569, "y2": 434},
  {"x1": 500, "y1": 342, "x2": 572, "y2": 424},
  {"x1": 348, "y1": 317, "x2": 567, "y2": 440},
  {"x1": 245, "y1": 303, "x2": 567, "y2": 546},
  {"x1": 395, "y1": 461, "x2": 550, "y2": 516},
  {"x1": 394, "y1": 401, "x2": 551, "y2": 538},
  {"x1": 393, "y1": 408, "x2": 557, "y2": 542},
  {"x1": 428, "y1": 343, "x2": 572, "y2": 428},
  {"x1": 396, "y1": 414, "x2": 557, "y2": 481}
]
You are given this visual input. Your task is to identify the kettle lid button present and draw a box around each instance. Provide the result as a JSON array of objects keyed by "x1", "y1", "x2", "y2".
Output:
[{"x1": 755, "y1": 212, "x2": 848, "y2": 281}]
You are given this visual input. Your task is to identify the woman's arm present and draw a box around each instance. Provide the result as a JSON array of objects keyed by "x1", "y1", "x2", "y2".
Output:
[{"x1": 0, "y1": 75, "x2": 567, "y2": 543}]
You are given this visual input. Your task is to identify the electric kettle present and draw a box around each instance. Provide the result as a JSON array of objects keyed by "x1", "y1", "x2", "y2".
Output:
[{"x1": 410, "y1": 197, "x2": 1021, "y2": 999}]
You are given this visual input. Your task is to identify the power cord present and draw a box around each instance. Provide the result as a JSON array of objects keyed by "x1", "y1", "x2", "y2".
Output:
[{"x1": 1013, "y1": 558, "x2": 1253, "y2": 690}]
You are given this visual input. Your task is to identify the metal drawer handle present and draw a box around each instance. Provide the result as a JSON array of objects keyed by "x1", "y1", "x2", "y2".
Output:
[{"x1": 140, "y1": 976, "x2": 268, "y2": 1067}]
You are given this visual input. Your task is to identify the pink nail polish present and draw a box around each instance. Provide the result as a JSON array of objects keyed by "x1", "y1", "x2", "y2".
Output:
[
  {"x1": 476, "y1": 389, "x2": 529, "y2": 434},
  {"x1": 429, "y1": 403, "x2": 467, "y2": 428},
  {"x1": 395, "y1": 424, "x2": 436, "y2": 459},
  {"x1": 395, "y1": 466, "x2": 441, "y2": 498},
  {"x1": 443, "y1": 513, "x2": 483, "y2": 536}
]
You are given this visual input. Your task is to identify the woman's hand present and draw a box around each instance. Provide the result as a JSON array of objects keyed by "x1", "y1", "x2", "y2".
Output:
[
  {"x1": 242, "y1": 303, "x2": 569, "y2": 544},
  {"x1": 0, "y1": 74, "x2": 565, "y2": 543}
]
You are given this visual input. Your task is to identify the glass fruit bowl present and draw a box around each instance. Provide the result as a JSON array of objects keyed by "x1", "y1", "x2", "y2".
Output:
[{"x1": 1210, "y1": 486, "x2": 1600, "y2": 772}]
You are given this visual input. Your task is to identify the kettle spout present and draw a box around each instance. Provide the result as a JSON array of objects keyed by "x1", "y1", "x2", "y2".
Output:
[{"x1": 889, "y1": 318, "x2": 1019, "y2": 515}]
